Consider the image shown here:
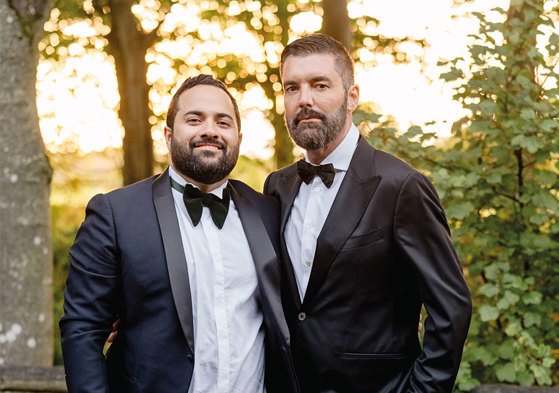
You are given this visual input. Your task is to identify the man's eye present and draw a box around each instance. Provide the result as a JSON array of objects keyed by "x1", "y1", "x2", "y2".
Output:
[
  {"x1": 187, "y1": 118, "x2": 201, "y2": 124},
  {"x1": 285, "y1": 86, "x2": 298, "y2": 93},
  {"x1": 316, "y1": 84, "x2": 328, "y2": 89},
  {"x1": 218, "y1": 121, "x2": 231, "y2": 127}
]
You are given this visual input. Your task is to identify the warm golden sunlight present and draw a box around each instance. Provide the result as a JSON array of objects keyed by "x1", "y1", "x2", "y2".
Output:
[{"x1": 37, "y1": 0, "x2": 558, "y2": 160}]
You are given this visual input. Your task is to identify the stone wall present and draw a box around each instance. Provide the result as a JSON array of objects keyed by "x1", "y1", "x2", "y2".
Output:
[
  {"x1": 1, "y1": 367, "x2": 558, "y2": 393},
  {"x1": 472, "y1": 386, "x2": 559, "y2": 393},
  {"x1": 0, "y1": 366, "x2": 66, "y2": 393}
]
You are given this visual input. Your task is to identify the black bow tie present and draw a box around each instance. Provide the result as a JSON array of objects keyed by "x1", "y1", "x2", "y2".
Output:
[
  {"x1": 170, "y1": 177, "x2": 230, "y2": 229},
  {"x1": 296, "y1": 159, "x2": 335, "y2": 188}
]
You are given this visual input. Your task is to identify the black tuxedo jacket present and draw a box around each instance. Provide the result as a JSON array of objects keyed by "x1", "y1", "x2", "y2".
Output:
[
  {"x1": 264, "y1": 136, "x2": 472, "y2": 393},
  {"x1": 60, "y1": 169, "x2": 299, "y2": 393}
]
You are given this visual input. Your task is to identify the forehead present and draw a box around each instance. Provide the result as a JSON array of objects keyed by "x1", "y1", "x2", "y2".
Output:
[
  {"x1": 177, "y1": 84, "x2": 235, "y2": 117},
  {"x1": 281, "y1": 53, "x2": 341, "y2": 83}
]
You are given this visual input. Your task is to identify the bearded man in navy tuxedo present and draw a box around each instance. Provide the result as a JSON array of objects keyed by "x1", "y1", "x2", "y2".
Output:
[
  {"x1": 264, "y1": 34, "x2": 472, "y2": 393},
  {"x1": 60, "y1": 75, "x2": 298, "y2": 393}
]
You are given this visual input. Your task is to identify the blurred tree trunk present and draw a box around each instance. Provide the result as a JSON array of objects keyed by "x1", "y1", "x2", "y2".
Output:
[
  {"x1": 272, "y1": 0, "x2": 294, "y2": 169},
  {"x1": 0, "y1": 0, "x2": 54, "y2": 365},
  {"x1": 321, "y1": 0, "x2": 352, "y2": 51},
  {"x1": 94, "y1": 0, "x2": 156, "y2": 185}
]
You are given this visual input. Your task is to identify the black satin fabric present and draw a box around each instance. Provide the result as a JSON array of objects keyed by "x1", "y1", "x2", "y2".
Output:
[{"x1": 264, "y1": 137, "x2": 472, "y2": 393}]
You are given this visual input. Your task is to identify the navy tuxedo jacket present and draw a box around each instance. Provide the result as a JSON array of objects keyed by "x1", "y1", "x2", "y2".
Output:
[
  {"x1": 60, "y1": 169, "x2": 299, "y2": 393},
  {"x1": 264, "y1": 137, "x2": 472, "y2": 393}
]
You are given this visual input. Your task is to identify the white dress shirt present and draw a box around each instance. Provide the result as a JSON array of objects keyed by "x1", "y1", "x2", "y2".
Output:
[
  {"x1": 284, "y1": 124, "x2": 359, "y2": 301},
  {"x1": 169, "y1": 166, "x2": 265, "y2": 393}
]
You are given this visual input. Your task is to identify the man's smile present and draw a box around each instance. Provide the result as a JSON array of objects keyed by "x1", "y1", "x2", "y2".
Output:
[{"x1": 191, "y1": 140, "x2": 225, "y2": 151}]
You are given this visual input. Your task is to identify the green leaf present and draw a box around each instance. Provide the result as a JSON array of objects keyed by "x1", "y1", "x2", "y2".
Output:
[
  {"x1": 479, "y1": 283, "x2": 499, "y2": 297},
  {"x1": 497, "y1": 290, "x2": 520, "y2": 310},
  {"x1": 542, "y1": 357, "x2": 555, "y2": 368},
  {"x1": 498, "y1": 340, "x2": 515, "y2": 359},
  {"x1": 446, "y1": 201, "x2": 475, "y2": 220},
  {"x1": 486, "y1": 173, "x2": 502, "y2": 184},
  {"x1": 520, "y1": 108, "x2": 536, "y2": 120},
  {"x1": 505, "y1": 321, "x2": 522, "y2": 336},
  {"x1": 478, "y1": 99, "x2": 499, "y2": 115},
  {"x1": 540, "y1": 119, "x2": 558, "y2": 132},
  {"x1": 510, "y1": 135, "x2": 544, "y2": 153},
  {"x1": 404, "y1": 125, "x2": 423, "y2": 138},
  {"x1": 472, "y1": 346, "x2": 497, "y2": 366},
  {"x1": 479, "y1": 305, "x2": 499, "y2": 321},
  {"x1": 496, "y1": 363, "x2": 516, "y2": 382},
  {"x1": 523, "y1": 312, "x2": 542, "y2": 328},
  {"x1": 522, "y1": 291, "x2": 542, "y2": 305},
  {"x1": 530, "y1": 364, "x2": 552, "y2": 385},
  {"x1": 517, "y1": 371, "x2": 535, "y2": 386}
]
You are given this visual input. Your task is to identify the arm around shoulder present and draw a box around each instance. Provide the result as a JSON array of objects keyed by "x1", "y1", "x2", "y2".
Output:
[{"x1": 59, "y1": 193, "x2": 121, "y2": 393}]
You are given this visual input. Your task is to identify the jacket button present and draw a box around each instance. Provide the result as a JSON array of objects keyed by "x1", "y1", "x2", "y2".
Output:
[{"x1": 298, "y1": 312, "x2": 306, "y2": 321}]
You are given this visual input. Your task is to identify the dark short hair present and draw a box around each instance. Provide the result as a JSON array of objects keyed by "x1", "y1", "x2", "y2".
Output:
[
  {"x1": 280, "y1": 33, "x2": 354, "y2": 90},
  {"x1": 166, "y1": 74, "x2": 241, "y2": 132}
]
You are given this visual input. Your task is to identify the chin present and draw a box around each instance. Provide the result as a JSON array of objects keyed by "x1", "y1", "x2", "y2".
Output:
[{"x1": 195, "y1": 149, "x2": 224, "y2": 158}]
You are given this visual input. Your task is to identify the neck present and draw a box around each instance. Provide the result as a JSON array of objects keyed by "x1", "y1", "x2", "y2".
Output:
[
  {"x1": 170, "y1": 163, "x2": 228, "y2": 193},
  {"x1": 306, "y1": 120, "x2": 352, "y2": 165}
]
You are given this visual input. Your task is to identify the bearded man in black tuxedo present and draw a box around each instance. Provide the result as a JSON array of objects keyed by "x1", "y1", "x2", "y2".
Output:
[
  {"x1": 264, "y1": 34, "x2": 472, "y2": 393},
  {"x1": 60, "y1": 75, "x2": 298, "y2": 393}
]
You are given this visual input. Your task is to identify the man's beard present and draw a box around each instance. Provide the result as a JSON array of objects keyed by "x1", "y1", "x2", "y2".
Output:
[
  {"x1": 285, "y1": 97, "x2": 348, "y2": 151},
  {"x1": 170, "y1": 135, "x2": 239, "y2": 185}
]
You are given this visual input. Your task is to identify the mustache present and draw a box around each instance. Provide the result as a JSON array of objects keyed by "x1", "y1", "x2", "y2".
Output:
[
  {"x1": 294, "y1": 108, "x2": 326, "y2": 126},
  {"x1": 188, "y1": 138, "x2": 226, "y2": 150}
]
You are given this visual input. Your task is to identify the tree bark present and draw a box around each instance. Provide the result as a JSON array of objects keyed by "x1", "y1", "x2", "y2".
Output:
[
  {"x1": 321, "y1": 0, "x2": 352, "y2": 51},
  {"x1": 273, "y1": 0, "x2": 294, "y2": 169},
  {"x1": 0, "y1": 0, "x2": 54, "y2": 365},
  {"x1": 102, "y1": 0, "x2": 154, "y2": 185}
]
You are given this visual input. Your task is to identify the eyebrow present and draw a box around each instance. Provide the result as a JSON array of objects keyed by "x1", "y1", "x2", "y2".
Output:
[
  {"x1": 284, "y1": 76, "x2": 333, "y2": 86},
  {"x1": 183, "y1": 110, "x2": 234, "y2": 121}
]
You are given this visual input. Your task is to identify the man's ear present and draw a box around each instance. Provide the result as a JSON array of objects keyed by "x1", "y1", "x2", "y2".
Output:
[
  {"x1": 347, "y1": 84, "x2": 360, "y2": 112},
  {"x1": 164, "y1": 126, "x2": 173, "y2": 150}
]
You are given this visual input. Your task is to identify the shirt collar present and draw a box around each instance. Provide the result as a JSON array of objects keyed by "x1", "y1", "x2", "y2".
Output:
[
  {"x1": 168, "y1": 165, "x2": 228, "y2": 198},
  {"x1": 304, "y1": 123, "x2": 359, "y2": 171}
]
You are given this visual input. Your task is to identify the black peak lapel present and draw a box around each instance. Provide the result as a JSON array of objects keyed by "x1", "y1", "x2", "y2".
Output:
[
  {"x1": 303, "y1": 137, "x2": 381, "y2": 305},
  {"x1": 279, "y1": 167, "x2": 304, "y2": 234},
  {"x1": 152, "y1": 169, "x2": 194, "y2": 354},
  {"x1": 276, "y1": 168, "x2": 303, "y2": 309},
  {"x1": 229, "y1": 182, "x2": 290, "y2": 340}
]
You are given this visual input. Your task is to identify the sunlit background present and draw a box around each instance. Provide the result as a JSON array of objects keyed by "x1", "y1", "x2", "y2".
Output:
[
  {"x1": 37, "y1": 0, "x2": 502, "y2": 156},
  {"x1": 36, "y1": 0, "x2": 558, "y2": 203}
]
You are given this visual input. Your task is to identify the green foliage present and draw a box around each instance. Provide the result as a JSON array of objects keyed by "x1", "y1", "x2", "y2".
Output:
[
  {"x1": 230, "y1": 154, "x2": 275, "y2": 192},
  {"x1": 52, "y1": 204, "x2": 84, "y2": 365},
  {"x1": 358, "y1": 1, "x2": 559, "y2": 389}
]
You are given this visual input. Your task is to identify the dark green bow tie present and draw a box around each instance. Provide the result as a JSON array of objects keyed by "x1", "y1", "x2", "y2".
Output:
[{"x1": 170, "y1": 177, "x2": 230, "y2": 229}]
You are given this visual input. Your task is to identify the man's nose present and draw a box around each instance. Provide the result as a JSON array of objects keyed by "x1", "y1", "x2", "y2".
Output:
[
  {"x1": 298, "y1": 86, "x2": 313, "y2": 108},
  {"x1": 200, "y1": 121, "x2": 219, "y2": 138}
]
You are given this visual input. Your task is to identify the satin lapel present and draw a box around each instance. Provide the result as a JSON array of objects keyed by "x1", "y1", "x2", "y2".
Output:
[
  {"x1": 279, "y1": 168, "x2": 303, "y2": 233},
  {"x1": 278, "y1": 170, "x2": 303, "y2": 309},
  {"x1": 229, "y1": 182, "x2": 290, "y2": 340},
  {"x1": 303, "y1": 137, "x2": 381, "y2": 306},
  {"x1": 152, "y1": 169, "x2": 194, "y2": 353}
]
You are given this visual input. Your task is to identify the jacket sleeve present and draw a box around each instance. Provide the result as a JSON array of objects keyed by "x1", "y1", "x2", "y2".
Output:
[
  {"x1": 393, "y1": 171, "x2": 472, "y2": 393},
  {"x1": 59, "y1": 193, "x2": 120, "y2": 393}
]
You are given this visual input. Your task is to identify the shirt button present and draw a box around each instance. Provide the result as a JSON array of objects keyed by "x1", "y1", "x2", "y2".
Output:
[
  {"x1": 314, "y1": 187, "x2": 320, "y2": 193},
  {"x1": 298, "y1": 312, "x2": 307, "y2": 321},
  {"x1": 306, "y1": 223, "x2": 312, "y2": 229},
  {"x1": 306, "y1": 261, "x2": 311, "y2": 267}
]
